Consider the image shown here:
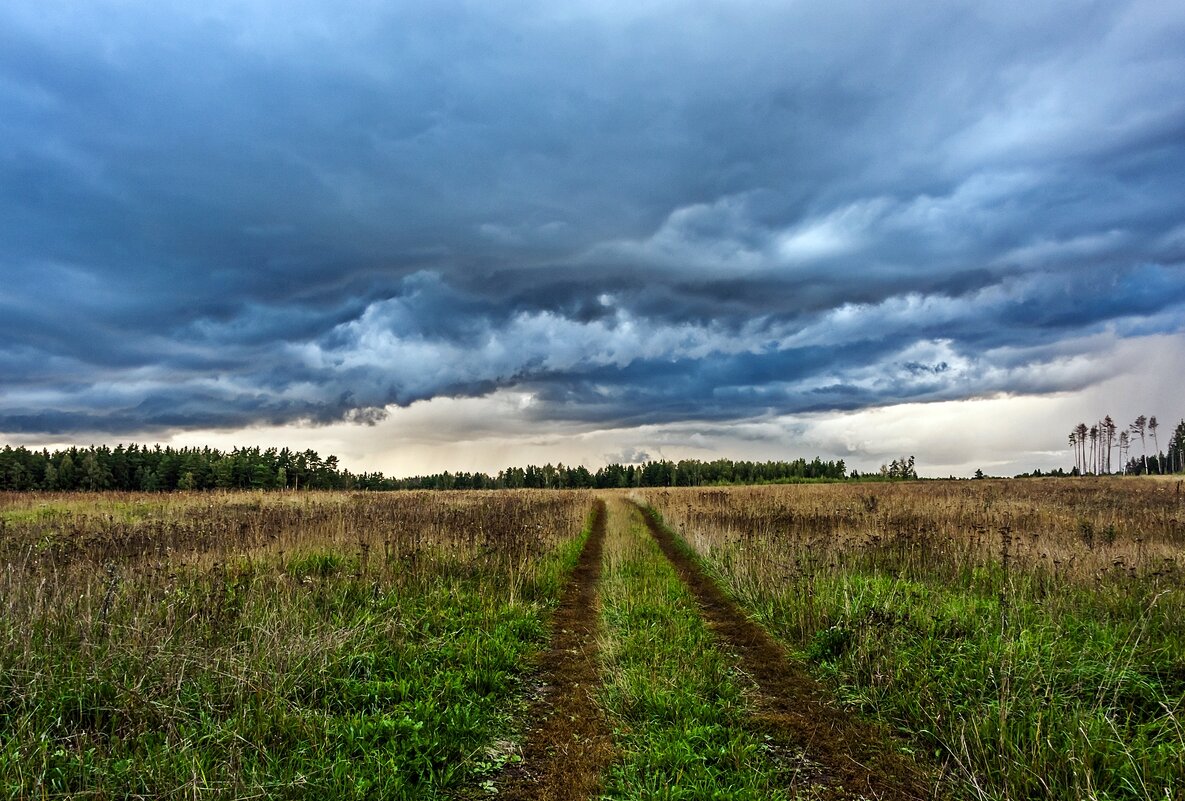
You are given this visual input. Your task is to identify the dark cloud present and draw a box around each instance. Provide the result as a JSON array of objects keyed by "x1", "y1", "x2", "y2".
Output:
[{"x1": 2, "y1": 0, "x2": 1184, "y2": 436}]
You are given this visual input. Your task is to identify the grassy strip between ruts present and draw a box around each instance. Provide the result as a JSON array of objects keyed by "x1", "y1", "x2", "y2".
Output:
[
  {"x1": 596, "y1": 498, "x2": 807, "y2": 800},
  {"x1": 0, "y1": 494, "x2": 594, "y2": 800}
]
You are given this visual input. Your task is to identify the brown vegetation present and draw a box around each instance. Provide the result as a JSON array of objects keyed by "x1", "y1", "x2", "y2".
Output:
[
  {"x1": 0, "y1": 490, "x2": 592, "y2": 798},
  {"x1": 642, "y1": 478, "x2": 1185, "y2": 590}
]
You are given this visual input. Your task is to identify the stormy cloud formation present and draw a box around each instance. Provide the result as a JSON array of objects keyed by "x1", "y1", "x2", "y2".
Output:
[{"x1": 3, "y1": 0, "x2": 1184, "y2": 473}]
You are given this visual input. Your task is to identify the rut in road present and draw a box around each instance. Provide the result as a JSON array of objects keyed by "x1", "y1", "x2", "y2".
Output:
[
  {"x1": 635, "y1": 501, "x2": 940, "y2": 801},
  {"x1": 497, "y1": 499, "x2": 614, "y2": 801}
]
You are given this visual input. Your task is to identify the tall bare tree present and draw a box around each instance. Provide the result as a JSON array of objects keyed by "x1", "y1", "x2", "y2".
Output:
[
  {"x1": 1075, "y1": 422, "x2": 1089, "y2": 474},
  {"x1": 1102, "y1": 415, "x2": 1117, "y2": 473},
  {"x1": 1131, "y1": 415, "x2": 1148, "y2": 474},
  {"x1": 1118, "y1": 430, "x2": 1130, "y2": 473},
  {"x1": 1149, "y1": 416, "x2": 1161, "y2": 474}
]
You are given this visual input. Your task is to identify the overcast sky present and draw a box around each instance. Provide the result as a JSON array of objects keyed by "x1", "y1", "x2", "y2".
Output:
[{"x1": 3, "y1": 0, "x2": 1184, "y2": 477}]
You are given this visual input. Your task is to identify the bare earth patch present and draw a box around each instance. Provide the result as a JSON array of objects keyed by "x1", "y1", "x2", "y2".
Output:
[{"x1": 496, "y1": 500, "x2": 615, "y2": 801}]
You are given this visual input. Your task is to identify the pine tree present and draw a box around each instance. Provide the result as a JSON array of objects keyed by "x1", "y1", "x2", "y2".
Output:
[
  {"x1": 1131, "y1": 416, "x2": 1148, "y2": 474},
  {"x1": 1149, "y1": 416, "x2": 1161, "y2": 474}
]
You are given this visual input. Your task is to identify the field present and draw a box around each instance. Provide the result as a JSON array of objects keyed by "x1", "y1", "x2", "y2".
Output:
[
  {"x1": 640, "y1": 479, "x2": 1185, "y2": 800},
  {"x1": 0, "y1": 491, "x2": 591, "y2": 799},
  {"x1": 1, "y1": 480, "x2": 1182, "y2": 799}
]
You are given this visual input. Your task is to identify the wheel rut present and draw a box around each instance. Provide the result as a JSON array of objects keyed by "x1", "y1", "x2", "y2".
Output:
[
  {"x1": 635, "y1": 501, "x2": 940, "y2": 801},
  {"x1": 497, "y1": 499, "x2": 614, "y2": 801}
]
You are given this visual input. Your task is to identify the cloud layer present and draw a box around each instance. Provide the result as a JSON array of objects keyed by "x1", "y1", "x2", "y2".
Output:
[{"x1": 3, "y1": 0, "x2": 1184, "y2": 447}]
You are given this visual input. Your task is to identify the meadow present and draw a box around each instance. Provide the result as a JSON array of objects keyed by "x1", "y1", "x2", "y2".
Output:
[
  {"x1": 1, "y1": 479, "x2": 1182, "y2": 800},
  {"x1": 641, "y1": 478, "x2": 1185, "y2": 800},
  {"x1": 0, "y1": 490, "x2": 591, "y2": 799}
]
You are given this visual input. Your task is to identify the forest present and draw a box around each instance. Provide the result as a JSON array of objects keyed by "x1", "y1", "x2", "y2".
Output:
[
  {"x1": 1067, "y1": 415, "x2": 1185, "y2": 475},
  {"x1": 0, "y1": 443, "x2": 848, "y2": 492}
]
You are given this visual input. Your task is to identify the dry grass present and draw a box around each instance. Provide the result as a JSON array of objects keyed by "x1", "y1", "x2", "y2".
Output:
[
  {"x1": 0, "y1": 490, "x2": 592, "y2": 799},
  {"x1": 643, "y1": 478, "x2": 1185, "y2": 589},
  {"x1": 638, "y1": 479, "x2": 1185, "y2": 801}
]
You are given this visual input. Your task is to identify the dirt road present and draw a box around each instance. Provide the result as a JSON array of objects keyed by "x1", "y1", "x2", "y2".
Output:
[{"x1": 497, "y1": 500, "x2": 614, "y2": 801}]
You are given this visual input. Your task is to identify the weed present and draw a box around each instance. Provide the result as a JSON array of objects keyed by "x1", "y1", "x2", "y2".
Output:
[{"x1": 805, "y1": 625, "x2": 852, "y2": 664}]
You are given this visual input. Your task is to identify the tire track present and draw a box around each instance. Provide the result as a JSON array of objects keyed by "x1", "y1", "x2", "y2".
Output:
[
  {"x1": 497, "y1": 499, "x2": 614, "y2": 801},
  {"x1": 635, "y1": 500, "x2": 940, "y2": 801}
]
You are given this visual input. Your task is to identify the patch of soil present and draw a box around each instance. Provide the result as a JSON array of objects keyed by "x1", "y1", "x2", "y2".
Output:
[
  {"x1": 636, "y1": 502, "x2": 943, "y2": 801},
  {"x1": 496, "y1": 500, "x2": 615, "y2": 801}
]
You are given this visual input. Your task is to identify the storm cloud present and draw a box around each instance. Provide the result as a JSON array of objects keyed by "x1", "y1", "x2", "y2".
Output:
[{"x1": 2, "y1": 0, "x2": 1184, "y2": 439}]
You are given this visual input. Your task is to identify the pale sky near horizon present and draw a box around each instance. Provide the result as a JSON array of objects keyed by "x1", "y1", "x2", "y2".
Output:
[{"x1": 3, "y1": 1, "x2": 1184, "y2": 477}]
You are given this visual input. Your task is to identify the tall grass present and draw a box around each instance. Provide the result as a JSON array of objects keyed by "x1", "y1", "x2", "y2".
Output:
[
  {"x1": 0, "y1": 490, "x2": 590, "y2": 799},
  {"x1": 642, "y1": 479, "x2": 1185, "y2": 801}
]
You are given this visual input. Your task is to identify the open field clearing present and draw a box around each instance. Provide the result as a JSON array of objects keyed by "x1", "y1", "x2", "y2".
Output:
[
  {"x1": 2, "y1": 480, "x2": 1182, "y2": 799},
  {"x1": 0, "y1": 491, "x2": 591, "y2": 799},
  {"x1": 641, "y1": 479, "x2": 1185, "y2": 801}
]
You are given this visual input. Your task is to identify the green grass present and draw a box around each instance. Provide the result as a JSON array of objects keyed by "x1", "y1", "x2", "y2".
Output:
[
  {"x1": 0, "y1": 568, "x2": 536, "y2": 798},
  {"x1": 779, "y1": 571, "x2": 1185, "y2": 801},
  {"x1": 0, "y1": 493, "x2": 594, "y2": 800},
  {"x1": 645, "y1": 486, "x2": 1185, "y2": 801},
  {"x1": 0, "y1": 497, "x2": 169, "y2": 525},
  {"x1": 596, "y1": 501, "x2": 801, "y2": 800},
  {"x1": 0, "y1": 504, "x2": 73, "y2": 525}
]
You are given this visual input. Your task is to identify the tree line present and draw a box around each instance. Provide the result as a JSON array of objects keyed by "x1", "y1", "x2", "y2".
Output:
[
  {"x1": 1067, "y1": 415, "x2": 1185, "y2": 475},
  {"x1": 0, "y1": 443, "x2": 849, "y2": 493},
  {"x1": 0, "y1": 445, "x2": 347, "y2": 493},
  {"x1": 392, "y1": 456, "x2": 849, "y2": 490}
]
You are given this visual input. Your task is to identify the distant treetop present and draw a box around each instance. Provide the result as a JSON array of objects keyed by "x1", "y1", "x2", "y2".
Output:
[{"x1": 0, "y1": 443, "x2": 851, "y2": 492}]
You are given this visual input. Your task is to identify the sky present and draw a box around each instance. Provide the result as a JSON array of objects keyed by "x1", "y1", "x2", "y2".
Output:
[{"x1": 2, "y1": 0, "x2": 1184, "y2": 478}]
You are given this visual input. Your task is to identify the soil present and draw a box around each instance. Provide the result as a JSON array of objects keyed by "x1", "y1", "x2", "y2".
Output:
[
  {"x1": 636, "y1": 502, "x2": 943, "y2": 801},
  {"x1": 496, "y1": 500, "x2": 615, "y2": 801}
]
